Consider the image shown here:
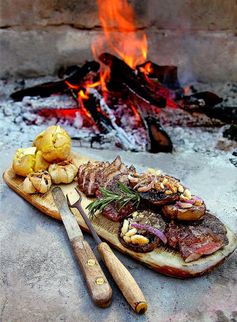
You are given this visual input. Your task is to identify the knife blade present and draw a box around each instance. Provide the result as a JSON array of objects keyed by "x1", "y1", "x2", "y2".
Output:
[
  {"x1": 52, "y1": 187, "x2": 83, "y2": 241},
  {"x1": 52, "y1": 187, "x2": 112, "y2": 308}
]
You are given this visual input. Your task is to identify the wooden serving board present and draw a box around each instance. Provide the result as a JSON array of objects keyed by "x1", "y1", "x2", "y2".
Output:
[{"x1": 3, "y1": 153, "x2": 237, "y2": 278}]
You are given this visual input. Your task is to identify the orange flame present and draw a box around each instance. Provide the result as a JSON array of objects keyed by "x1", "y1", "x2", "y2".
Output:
[
  {"x1": 94, "y1": 0, "x2": 147, "y2": 69},
  {"x1": 78, "y1": 89, "x2": 89, "y2": 100},
  {"x1": 143, "y1": 62, "x2": 153, "y2": 74}
]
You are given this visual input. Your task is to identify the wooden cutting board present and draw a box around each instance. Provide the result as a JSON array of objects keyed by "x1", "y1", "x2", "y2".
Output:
[{"x1": 3, "y1": 153, "x2": 237, "y2": 278}]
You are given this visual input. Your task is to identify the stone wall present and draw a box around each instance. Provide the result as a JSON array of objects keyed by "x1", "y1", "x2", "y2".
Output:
[{"x1": 0, "y1": 0, "x2": 237, "y2": 82}]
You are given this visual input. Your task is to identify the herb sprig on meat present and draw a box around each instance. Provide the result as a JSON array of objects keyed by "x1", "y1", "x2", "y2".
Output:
[{"x1": 86, "y1": 182, "x2": 140, "y2": 218}]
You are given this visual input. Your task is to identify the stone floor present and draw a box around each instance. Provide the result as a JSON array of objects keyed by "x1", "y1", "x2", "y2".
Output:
[{"x1": 1, "y1": 146, "x2": 237, "y2": 322}]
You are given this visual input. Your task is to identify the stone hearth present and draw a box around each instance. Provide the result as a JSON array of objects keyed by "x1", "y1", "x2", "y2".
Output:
[{"x1": 0, "y1": 0, "x2": 237, "y2": 83}]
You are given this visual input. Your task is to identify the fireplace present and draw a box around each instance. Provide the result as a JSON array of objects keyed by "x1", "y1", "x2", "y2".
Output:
[{"x1": 0, "y1": 0, "x2": 236, "y2": 159}]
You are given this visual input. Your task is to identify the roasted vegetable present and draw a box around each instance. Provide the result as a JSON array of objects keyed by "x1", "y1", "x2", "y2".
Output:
[
  {"x1": 22, "y1": 171, "x2": 52, "y2": 194},
  {"x1": 162, "y1": 195, "x2": 206, "y2": 221},
  {"x1": 48, "y1": 160, "x2": 77, "y2": 184},
  {"x1": 128, "y1": 172, "x2": 184, "y2": 206},
  {"x1": 12, "y1": 147, "x2": 50, "y2": 177},
  {"x1": 33, "y1": 125, "x2": 71, "y2": 162},
  {"x1": 118, "y1": 211, "x2": 166, "y2": 253}
]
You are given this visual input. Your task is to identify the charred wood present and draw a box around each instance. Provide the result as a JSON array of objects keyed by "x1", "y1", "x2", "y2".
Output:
[
  {"x1": 136, "y1": 61, "x2": 181, "y2": 90},
  {"x1": 144, "y1": 116, "x2": 173, "y2": 153},
  {"x1": 10, "y1": 61, "x2": 100, "y2": 101},
  {"x1": 182, "y1": 92, "x2": 223, "y2": 109},
  {"x1": 182, "y1": 92, "x2": 237, "y2": 123},
  {"x1": 223, "y1": 125, "x2": 237, "y2": 141},
  {"x1": 99, "y1": 53, "x2": 166, "y2": 108},
  {"x1": 82, "y1": 95, "x2": 113, "y2": 134},
  {"x1": 130, "y1": 97, "x2": 173, "y2": 153},
  {"x1": 202, "y1": 105, "x2": 237, "y2": 124}
]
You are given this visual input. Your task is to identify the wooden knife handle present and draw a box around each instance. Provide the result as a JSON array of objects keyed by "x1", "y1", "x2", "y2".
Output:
[
  {"x1": 71, "y1": 237, "x2": 112, "y2": 308},
  {"x1": 97, "y1": 242, "x2": 148, "y2": 314}
]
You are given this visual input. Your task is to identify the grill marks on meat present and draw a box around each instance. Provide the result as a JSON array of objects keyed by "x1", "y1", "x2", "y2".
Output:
[
  {"x1": 102, "y1": 202, "x2": 135, "y2": 222},
  {"x1": 140, "y1": 190, "x2": 180, "y2": 206},
  {"x1": 78, "y1": 156, "x2": 136, "y2": 221},
  {"x1": 165, "y1": 213, "x2": 227, "y2": 262},
  {"x1": 78, "y1": 156, "x2": 135, "y2": 196},
  {"x1": 77, "y1": 157, "x2": 228, "y2": 261},
  {"x1": 100, "y1": 173, "x2": 136, "y2": 221}
]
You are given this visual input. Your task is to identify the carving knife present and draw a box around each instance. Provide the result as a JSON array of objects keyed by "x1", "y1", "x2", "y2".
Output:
[
  {"x1": 66, "y1": 187, "x2": 148, "y2": 314},
  {"x1": 52, "y1": 186, "x2": 112, "y2": 308}
]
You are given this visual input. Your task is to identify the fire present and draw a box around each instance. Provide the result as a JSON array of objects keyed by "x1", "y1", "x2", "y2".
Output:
[
  {"x1": 66, "y1": 0, "x2": 148, "y2": 107},
  {"x1": 94, "y1": 0, "x2": 147, "y2": 69},
  {"x1": 78, "y1": 89, "x2": 89, "y2": 100},
  {"x1": 143, "y1": 62, "x2": 153, "y2": 75}
]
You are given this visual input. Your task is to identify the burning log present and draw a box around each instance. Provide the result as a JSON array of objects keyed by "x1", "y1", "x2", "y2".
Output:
[
  {"x1": 136, "y1": 61, "x2": 181, "y2": 90},
  {"x1": 99, "y1": 53, "x2": 167, "y2": 108},
  {"x1": 82, "y1": 95, "x2": 113, "y2": 134},
  {"x1": 10, "y1": 61, "x2": 100, "y2": 101}
]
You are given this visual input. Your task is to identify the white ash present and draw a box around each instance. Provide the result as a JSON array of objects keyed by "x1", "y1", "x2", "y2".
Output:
[{"x1": 0, "y1": 78, "x2": 236, "y2": 160}]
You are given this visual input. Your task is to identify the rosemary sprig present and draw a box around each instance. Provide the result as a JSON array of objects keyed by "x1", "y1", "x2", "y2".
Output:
[{"x1": 86, "y1": 182, "x2": 140, "y2": 218}]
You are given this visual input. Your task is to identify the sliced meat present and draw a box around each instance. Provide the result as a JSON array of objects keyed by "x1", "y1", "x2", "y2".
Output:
[
  {"x1": 100, "y1": 156, "x2": 123, "y2": 187},
  {"x1": 165, "y1": 213, "x2": 227, "y2": 262},
  {"x1": 84, "y1": 162, "x2": 108, "y2": 196},
  {"x1": 78, "y1": 156, "x2": 135, "y2": 197}
]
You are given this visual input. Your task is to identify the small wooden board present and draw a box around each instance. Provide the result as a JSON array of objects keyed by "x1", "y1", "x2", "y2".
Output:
[{"x1": 3, "y1": 153, "x2": 237, "y2": 278}]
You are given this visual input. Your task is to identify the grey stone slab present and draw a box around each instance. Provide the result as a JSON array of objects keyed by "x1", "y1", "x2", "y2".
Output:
[
  {"x1": 1, "y1": 0, "x2": 236, "y2": 31},
  {"x1": 148, "y1": 30, "x2": 237, "y2": 83},
  {"x1": 147, "y1": 0, "x2": 237, "y2": 31},
  {"x1": 0, "y1": 0, "x2": 147, "y2": 29},
  {"x1": 0, "y1": 27, "x2": 99, "y2": 78},
  {"x1": 1, "y1": 27, "x2": 237, "y2": 82},
  {"x1": 0, "y1": 146, "x2": 237, "y2": 322}
]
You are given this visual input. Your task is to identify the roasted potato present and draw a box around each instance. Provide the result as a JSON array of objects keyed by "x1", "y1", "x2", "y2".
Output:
[{"x1": 33, "y1": 125, "x2": 71, "y2": 162}]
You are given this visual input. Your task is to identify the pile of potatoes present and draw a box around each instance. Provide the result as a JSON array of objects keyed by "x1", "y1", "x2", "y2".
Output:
[{"x1": 12, "y1": 126, "x2": 78, "y2": 194}]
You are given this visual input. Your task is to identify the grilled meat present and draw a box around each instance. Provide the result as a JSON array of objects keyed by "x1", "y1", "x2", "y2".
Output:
[
  {"x1": 78, "y1": 157, "x2": 228, "y2": 262},
  {"x1": 78, "y1": 156, "x2": 134, "y2": 197},
  {"x1": 165, "y1": 213, "x2": 227, "y2": 262},
  {"x1": 102, "y1": 202, "x2": 135, "y2": 222},
  {"x1": 99, "y1": 174, "x2": 136, "y2": 222},
  {"x1": 139, "y1": 190, "x2": 180, "y2": 206},
  {"x1": 128, "y1": 172, "x2": 185, "y2": 206}
]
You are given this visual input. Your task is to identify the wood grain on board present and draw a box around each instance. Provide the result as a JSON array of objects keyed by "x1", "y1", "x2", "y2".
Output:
[{"x1": 3, "y1": 153, "x2": 237, "y2": 278}]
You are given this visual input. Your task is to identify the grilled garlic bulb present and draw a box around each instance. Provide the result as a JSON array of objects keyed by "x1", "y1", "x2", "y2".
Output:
[
  {"x1": 33, "y1": 125, "x2": 71, "y2": 163},
  {"x1": 22, "y1": 171, "x2": 52, "y2": 194},
  {"x1": 48, "y1": 160, "x2": 77, "y2": 184},
  {"x1": 12, "y1": 147, "x2": 50, "y2": 177}
]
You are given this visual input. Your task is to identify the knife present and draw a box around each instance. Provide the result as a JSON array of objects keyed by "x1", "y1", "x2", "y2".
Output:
[
  {"x1": 66, "y1": 187, "x2": 148, "y2": 314},
  {"x1": 52, "y1": 187, "x2": 112, "y2": 308}
]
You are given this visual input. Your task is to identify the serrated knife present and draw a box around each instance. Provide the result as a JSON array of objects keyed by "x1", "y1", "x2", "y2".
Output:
[{"x1": 52, "y1": 186, "x2": 112, "y2": 308}]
